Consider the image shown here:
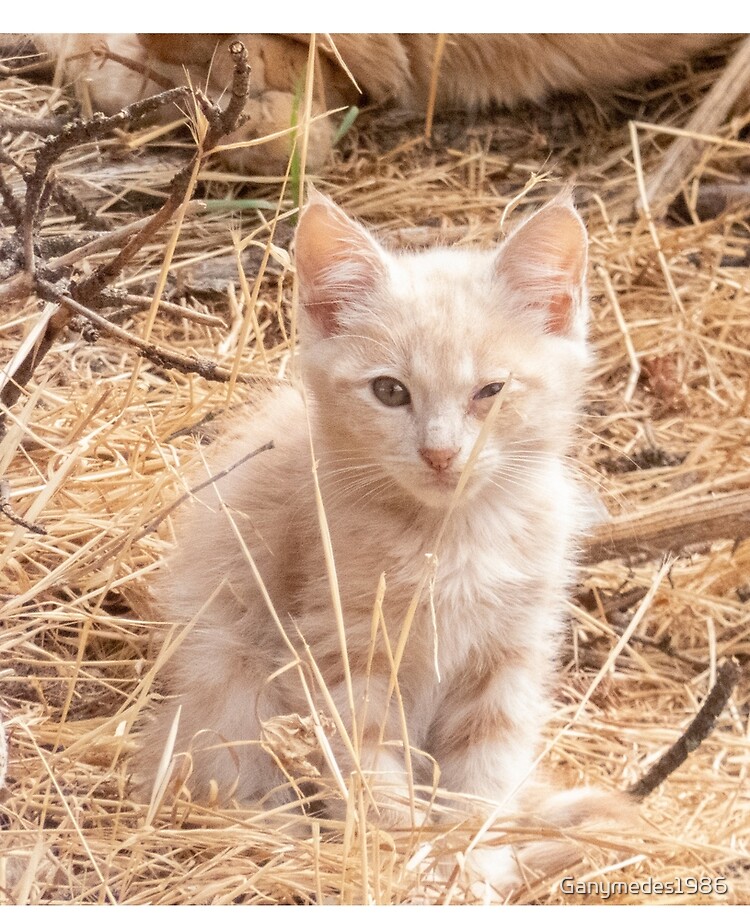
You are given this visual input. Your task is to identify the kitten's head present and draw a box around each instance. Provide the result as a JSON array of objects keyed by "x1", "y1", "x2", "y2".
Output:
[{"x1": 295, "y1": 190, "x2": 589, "y2": 510}]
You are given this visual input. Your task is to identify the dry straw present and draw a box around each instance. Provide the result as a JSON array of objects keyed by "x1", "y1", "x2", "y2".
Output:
[{"x1": 0, "y1": 36, "x2": 748, "y2": 905}]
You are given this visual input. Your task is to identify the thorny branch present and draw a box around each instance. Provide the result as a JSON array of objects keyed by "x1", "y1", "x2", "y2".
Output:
[
  {"x1": 0, "y1": 41, "x2": 253, "y2": 437},
  {"x1": 36, "y1": 280, "x2": 255, "y2": 385},
  {"x1": 134, "y1": 439, "x2": 275, "y2": 541}
]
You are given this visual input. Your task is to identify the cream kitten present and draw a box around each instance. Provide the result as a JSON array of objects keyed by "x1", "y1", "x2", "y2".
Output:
[{"x1": 139, "y1": 191, "x2": 619, "y2": 891}]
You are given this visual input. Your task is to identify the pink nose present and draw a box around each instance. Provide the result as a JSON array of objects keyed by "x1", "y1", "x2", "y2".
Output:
[{"x1": 420, "y1": 447, "x2": 458, "y2": 472}]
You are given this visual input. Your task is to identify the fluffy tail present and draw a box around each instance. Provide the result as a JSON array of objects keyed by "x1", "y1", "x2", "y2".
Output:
[
  {"x1": 508, "y1": 787, "x2": 636, "y2": 887},
  {"x1": 420, "y1": 786, "x2": 638, "y2": 903}
]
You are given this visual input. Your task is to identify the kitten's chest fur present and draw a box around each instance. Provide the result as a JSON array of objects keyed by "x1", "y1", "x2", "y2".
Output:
[{"x1": 311, "y1": 464, "x2": 573, "y2": 682}]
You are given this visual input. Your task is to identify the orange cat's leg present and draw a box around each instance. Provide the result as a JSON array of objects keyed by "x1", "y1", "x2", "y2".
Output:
[
  {"x1": 137, "y1": 34, "x2": 228, "y2": 65},
  {"x1": 38, "y1": 34, "x2": 338, "y2": 176}
]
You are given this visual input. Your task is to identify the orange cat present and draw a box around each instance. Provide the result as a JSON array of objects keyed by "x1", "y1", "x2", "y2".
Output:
[
  {"x1": 39, "y1": 33, "x2": 730, "y2": 174},
  {"x1": 133, "y1": 189, "x2": 632, "y2": 894}
]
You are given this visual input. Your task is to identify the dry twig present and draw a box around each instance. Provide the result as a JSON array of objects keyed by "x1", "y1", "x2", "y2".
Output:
[
  {"x1": 0, "y1": 42, "x2": 252, "y2": 429},
  {"x1": 629, "y1": 659, "x2": 743, "y2": 799},
  {"x1": 0, "y1": 479, "x2": 47, "y2": 535}
]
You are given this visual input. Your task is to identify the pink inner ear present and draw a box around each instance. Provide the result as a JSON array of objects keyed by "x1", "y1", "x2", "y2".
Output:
[
  {"x1": 303, "y1": 298, "x2": 340, "y2": 336},
  {"x1": 495, "y1": 202, "x2": 588, "y2": 336},
  {"x1": 295, "y1": 195, "x2": 385, "y2": 335},
  {"x1": 548, "y1": 292, "x2": 574, "y2": 335}
]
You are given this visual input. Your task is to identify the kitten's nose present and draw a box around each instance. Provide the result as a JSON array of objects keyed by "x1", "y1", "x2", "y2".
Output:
[{"x1": 420, "y1": 447, "x2": 458, "y2": 472}]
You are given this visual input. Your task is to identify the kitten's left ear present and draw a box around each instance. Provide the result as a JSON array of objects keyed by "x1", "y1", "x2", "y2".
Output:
[{"x1": 494, "y1": 197, "x2": 588, "y2": 337}]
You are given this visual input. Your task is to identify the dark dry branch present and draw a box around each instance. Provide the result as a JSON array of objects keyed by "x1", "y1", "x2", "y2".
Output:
[
  {"x1": 0, "y1": 137, "x2": 107, "y2": 232},
  {"x1": 576, "y1": 586, "x2": 712, "y2": 670},
  {"x1": 91, "y1": 43, "x2": 176, "y2": 91},
  {"x1": 0, "y1": 166, "x2": 23, "y2": 225},
  {"x1": 578, "y1": 585, "x2": 650, "y2": 618},
  {"x1": 50, "y1": 205, "x2": 206, "y2": 271},
  {"x1": 79, "y1": 440, "x2": 275, "y2": 574},
  {"x1": 0, "y1": 114, "x2": 68, "y2": 136},
  {"x1": 134, "y1": 439, "x2": 275, "y2": 540},
  {"x1": 98, "y1": 291, "x2": 227, "y2": 328},
  {"x1": 0, "y1": 208, "x2": 204, "y2": 308},
  {"x1": 629, "y1": 658, "x2": 743, "y2": 800},
  {"x1": 0, "y1": 44, "x2": 252, "y2": 425},
  {"x1": 74, "y1": 166, "x2": 197, "y2": 300},
  {"x1": 217, "y1": 42, "x2": 252, "y2": 137},
  {"x1": 36, "y1": 281, "x2": 254, "y2": 385},
  {"x1": 46, "y1": 174, "x2": 112, "y2": 231},
  {"x1": 0, "y1": 479, "x2": 47, "y2": 535},
  {"x1": 165, "y1": 408, "x2": 222, "y2": 442}
]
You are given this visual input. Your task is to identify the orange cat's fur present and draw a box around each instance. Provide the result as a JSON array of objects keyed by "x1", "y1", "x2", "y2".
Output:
[
  {"x1": 133, "y1": 190, "x2": 633, "y2": 894},
  {"x1": 39, "y1": 33, "x2": 730, "y2": 174}
]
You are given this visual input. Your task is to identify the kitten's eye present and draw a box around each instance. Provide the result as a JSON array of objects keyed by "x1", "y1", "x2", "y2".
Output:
[
  {"x1": 474, "y1": 381, "x2": 505, "y2": 400},
  {"x1": 372, "y1": 376, "x2": 411, "y2": 407}
]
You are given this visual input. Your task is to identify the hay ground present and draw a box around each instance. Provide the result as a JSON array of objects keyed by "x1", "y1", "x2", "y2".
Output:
[{"x1": 1, "y1": 39, "x2": 749, "y2": 905}]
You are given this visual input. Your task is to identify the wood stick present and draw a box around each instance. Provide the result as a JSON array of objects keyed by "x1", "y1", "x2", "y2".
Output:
[
  {"x1": 133, "y1": 440, "x2": 274, "y2": 541},
  {"x1": 49, "y1": 203, "x2": 206, "y2": 272},
  {"x1": 644, "y1": 35, "x2": 750, "y2": 215},
  {"x1": 101, "y1": 292, "x2": 227, "y2": 328},
  {"x1": 584, "y1": 488, "x2": 750, "y2": 564},
  {"x1": 0, "y1": 478, "x2": 48, "y2": 535}
]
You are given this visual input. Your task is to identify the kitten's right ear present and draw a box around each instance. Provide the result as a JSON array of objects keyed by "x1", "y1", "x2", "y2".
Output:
[{"x1": 295, "y1": 190, "x2": 387, "y2": 335}]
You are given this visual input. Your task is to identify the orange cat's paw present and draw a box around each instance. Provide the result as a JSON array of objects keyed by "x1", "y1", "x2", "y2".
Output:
[{"x1": 216, "y1": 91, "x2": 334, "y2": 176}]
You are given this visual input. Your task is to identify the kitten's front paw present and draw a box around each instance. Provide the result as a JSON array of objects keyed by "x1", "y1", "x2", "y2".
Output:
[
  {"x1": 328, "y1": 779, "x2": 429, "y2": 830},
  {"x1": 405, "y1": 841, "x2": 522, "y2": 905},
  {"x1": 371, "y1": 786, "x2": 430, "y2": 830},
  {"x1": 464, "y1": 845, "x2": 523, "y2": 902}
]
